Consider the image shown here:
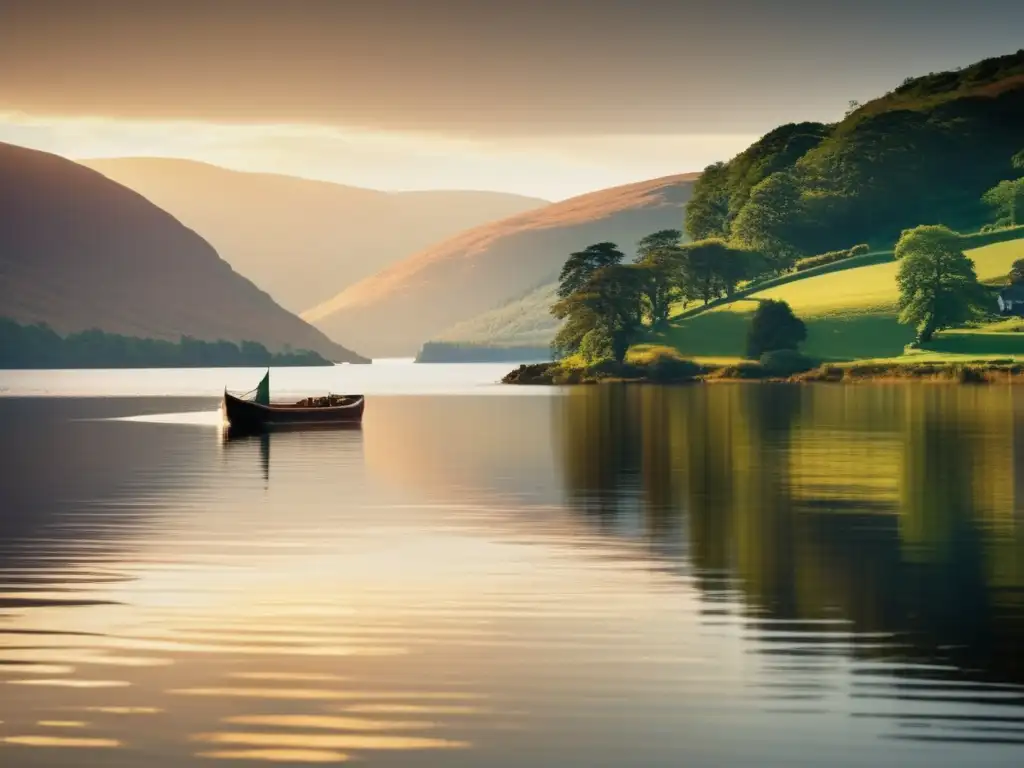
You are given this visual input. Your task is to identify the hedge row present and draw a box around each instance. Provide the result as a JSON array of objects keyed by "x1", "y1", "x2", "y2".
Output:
[{"x1": 794, "y1": 244, "x2": 870, "y2": 272}]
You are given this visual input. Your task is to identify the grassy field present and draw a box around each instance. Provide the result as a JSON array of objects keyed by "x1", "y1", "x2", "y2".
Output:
[{"x1": 655, "y1": 236, "x2": 1024, "y2": 361}]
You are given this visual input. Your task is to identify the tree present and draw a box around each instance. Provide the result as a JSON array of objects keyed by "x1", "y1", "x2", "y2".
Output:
[
  {"x1": 684, "y1": 162, "x2": 731, "y2": 240},
  {"x1": 1014, "y1": 150, "x2": 1024, "y2": 170},
  {"x1": 578, "y1": 326, "x2": 614, "y2": 363},
  {"x1": 635, "y1": 229, "x2": 683, "y2": 327},
  {"x1": 552, "y1": 264, "x2": 645, "y2": 362},
  {"x1": 675, "y1": 239, "x2": 757, "y2": 305},
  {"x1": 636, "y1": 229, "x2": 682, "y2": 262},
  {"x1": 556, "y1": 242, "x2": 624, "y2": 299},
  {"x1": 730, "y1": 171, "x2": 805, "y2": 269},
  {"x1": 982, "y1": 178, "x2": 1024, "y2": 227},
  {"x1": 746, "y1": 300, "x2": 807, "y2": 359},
  {"x1": 716, "y1": 246, "x2": 760, "y2": 298},
  {"x1": 551, "y1": 304, "x2": 600, "y2": 359},
  {"x1": 1010, "y1": 259, "x2": 1024, "y2": 285},
  {"x1": 680, "y1": 50, "x2": 1024, "y2": 260},
  {"x1": 895, "y1": 225, "x2": 991, "y2": 343},
  {"x1": 635, "y1": 261, "x2": 675, "y2": 328}
]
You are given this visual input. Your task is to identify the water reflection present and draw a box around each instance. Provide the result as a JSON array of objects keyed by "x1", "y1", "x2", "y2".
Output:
[
  {"x1": 3, "y1": 389, "x2": 1024, "y2": 766},
  {"x1": 554, "y1": 385, "x2": 1024, "y2": 746}
]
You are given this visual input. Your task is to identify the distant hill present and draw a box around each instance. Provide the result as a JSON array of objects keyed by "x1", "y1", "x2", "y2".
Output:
[
  {"x1": 303, "y1": 173, "x2": 700, "y2": 357},
  {"x1": 80, "y1": 158, "x2": 548, "y2": 313},
  {"x1": 0, "y1": 142, "x2": 366, "y2": 362}
]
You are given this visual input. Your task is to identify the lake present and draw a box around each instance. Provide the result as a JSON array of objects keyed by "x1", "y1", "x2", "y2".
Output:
[{"x1": 1, "y1": 365, "x2": 1024, "y2": 767}]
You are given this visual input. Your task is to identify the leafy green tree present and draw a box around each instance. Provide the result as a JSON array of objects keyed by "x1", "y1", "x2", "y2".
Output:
[
  {"x1": 676, "y1": 239, "x2": 756, "y2": 305},
  {"x1": 895, "y1": 225, "x2": 991, "y2": 343},
  {"x1": 556, "y1": 242, "x2": 625, "y2": 298},
  {"x1": 636, "y1": 229, "x2": 682, "y2": 261},
  {"x1": 1014, "y1": 150, "x2": 1024, "y2": 170},
  {"x1": 578, "y1": 326, "x2": 615, "y2": 363},
  {"x1": 982, "y1": 178, "x2": 1024, "y2": 227},
  {"x1": 551, "y1": 305, "x2": 600, "y2": 359},
  {"x1": 552, "y1": 265, "x2": 645, "y2": 362},
  {"x1": 634, "y1": 261, "x2": 675, "y2": 328},
  {"x1": 730, "y1": 171, "x2": 804, "y2": 269},
  {"x1": 1010, "y1": 259, "x2": 1024, "y2": 285},
  {"x1": 677, "y1": 239, "x2": 722, "y2": 306},
  {"x1": 717, "y1": 246, "x2": 760, "y2": 298},
  {"x1": 684, "y1": 162, "x2": 731, "y2": 240},
  {"x1": 635, "y1": 229, "x2": 683, "y2": 327},
  {"x1": 746, "y1": 299, "x2": 807, "y2": 359},
  {"x1": 683, "y1": 52, "x2": 1024, "y2": 258}
]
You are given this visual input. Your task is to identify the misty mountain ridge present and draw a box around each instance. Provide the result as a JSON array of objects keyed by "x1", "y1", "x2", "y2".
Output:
[
  {"x1": 303, "y1": 173, "x2": 699, "y2": 357},
  {"x1": 79, "y1": 157, "x2": 548, "y2": 313},
  {"x1": 0, "y1": 142, "x2": 365, "y2": 362}
]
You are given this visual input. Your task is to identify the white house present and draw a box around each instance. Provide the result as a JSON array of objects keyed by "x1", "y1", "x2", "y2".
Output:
[{"x1": 997, "y1": 285, "x2": 1024, "y2": 315}]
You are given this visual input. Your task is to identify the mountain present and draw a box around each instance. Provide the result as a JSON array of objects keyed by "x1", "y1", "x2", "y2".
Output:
[
  {"x1": 0, "y1": 142, "x2": 366, "y2": 362},
  {"x1": 687, "y1": 49, "x2": 1024, "y2": 257},
  {"x1": 79, "y1": 158, "x2": 548, "y2": 313},
  {"x1": 303, "y1": 173, "x2": 700, "y2": 357}
]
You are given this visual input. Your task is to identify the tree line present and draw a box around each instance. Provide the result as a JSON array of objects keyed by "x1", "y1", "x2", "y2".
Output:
[
  {"x1": 553, "y1": 142, "x2": 1023, "y2": 365},
  {"x1": 684, "y1": 51, "x2": 1023, "y2": 266},
  {"x1": 894, "y1": 148, "x2": 1023, "y2": 343},
  {"x1": 0, "y1": 318, "x2": 332, "y2": 369},
  {"x1": 550, "y1": 232, "x2": 765, "y2": 362}
]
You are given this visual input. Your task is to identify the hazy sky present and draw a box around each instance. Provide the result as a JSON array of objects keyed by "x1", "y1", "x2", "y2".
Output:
[{"x1": 1, "y1": 0, "x2": 1022, "y2": 199}]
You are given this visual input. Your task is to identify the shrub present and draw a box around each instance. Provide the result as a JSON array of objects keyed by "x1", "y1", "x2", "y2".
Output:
[
  {"x1": 805, "y1": 364, "x2": 845, "y2": 382},
  {"x1": 585, "y1": 359, "x2": 644, "y2": 380},
  {"x1": 552, "y1": 366, "x2": 583, "y2": 385},
  {"x1": 714, "y1": 362, "x2": 768, "y2": 379},
  {"x1": 647, "y1": 356, "x2": 701, "y2": 383},
  {"x1": 759, "y1": 349, "x2": 815, "y2": 376},
  {"x1": 793, "y1": 243, "x2": 871, "y2": 272},
  {"x1": 746, "y1": 299, "x2": 808, "y2": 359},
  {"x1": 502, "y1": 363, "x2": 557, "y2": 385},
  {"x1": 954, "y1": 365, "x2": 986, "y2": 384}
]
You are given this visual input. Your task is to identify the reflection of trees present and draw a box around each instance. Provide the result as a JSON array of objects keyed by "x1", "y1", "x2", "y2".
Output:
[
  {"x1": 730, "y1": 385, "x2": 802, "y2": 618},
  {"x1": 554, "y1": 384, "x2": 1024, "y2": 686},
  {"x1": 556, "y1": 386, "x2": 642, "y2": 529},
  {"x1": 900, "y1": 390, "x2": 989, "y2": 623}
]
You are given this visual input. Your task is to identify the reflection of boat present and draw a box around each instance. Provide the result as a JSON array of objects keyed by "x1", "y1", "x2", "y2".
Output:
[{"x1": 222, "y1": 370, "x2": 364, "y2": 433}]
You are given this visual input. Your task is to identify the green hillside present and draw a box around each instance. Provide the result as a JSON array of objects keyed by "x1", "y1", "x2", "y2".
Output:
[
  {"x1": 687, "y1": 50, "x2": 1024, "y2": 257},
  {"x1": 436, "y1": 50, "x2": 1023, "y2": 360},
  {"x1": 655, "y1": 235, "x2": 1024, "y2": 360}
]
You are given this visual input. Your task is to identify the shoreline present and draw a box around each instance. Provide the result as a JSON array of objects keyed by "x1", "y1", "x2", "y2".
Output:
[{"x1": 503, "y1": 360, "x2": 1024, "y2": 386}]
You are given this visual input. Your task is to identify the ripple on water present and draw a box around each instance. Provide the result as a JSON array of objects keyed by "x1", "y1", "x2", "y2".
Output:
[
  {"x1": 191, "y1": 732, "x2": 470, "y2": 751},
  {"x1": 1, "y1": 735, "x2": 122, "y2": 748},
  {"x1": 4, "y1": 391, "x2": 1024, "y2": 766},
  {"x1": 195, "y1": 749, "x2": 351, "y2": 763}
]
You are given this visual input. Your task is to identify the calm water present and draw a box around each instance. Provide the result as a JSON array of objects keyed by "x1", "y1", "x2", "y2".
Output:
[{"x1": 2, "y1": 366, "x2": 1024, "y2": 766}]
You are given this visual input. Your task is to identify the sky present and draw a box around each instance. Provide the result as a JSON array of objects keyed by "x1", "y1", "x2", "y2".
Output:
[{"x1": 1, "y1": 0, "x2": 1022, "y2": 200}]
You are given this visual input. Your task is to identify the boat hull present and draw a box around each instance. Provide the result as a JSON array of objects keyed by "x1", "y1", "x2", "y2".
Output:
[{"x1": 222, "y1": 392, "x2": 364, "y2": 433}]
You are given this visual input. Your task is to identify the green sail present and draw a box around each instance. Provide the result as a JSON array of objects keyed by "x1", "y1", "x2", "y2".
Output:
[{"x1": 254, "y1": 370, "x2": 270, "y2": 405}]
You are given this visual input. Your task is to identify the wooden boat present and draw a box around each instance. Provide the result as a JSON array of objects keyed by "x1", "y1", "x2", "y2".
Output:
[{"x1": 222, "y1": 370, "x2": 364, "y2": 433}]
